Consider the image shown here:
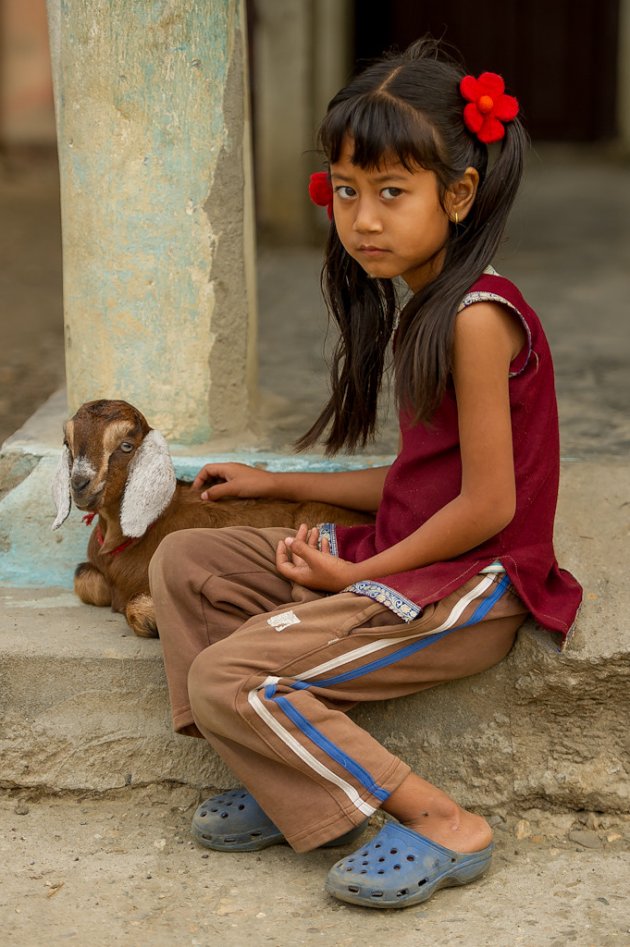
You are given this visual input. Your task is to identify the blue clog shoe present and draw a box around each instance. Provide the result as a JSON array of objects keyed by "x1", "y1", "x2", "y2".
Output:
[
  {"x1": 326, "y1": 821, "x2": 493, "y2": 909},
  {"x1": 192, "y1": 787, "x2": 367, "y2": 852}
]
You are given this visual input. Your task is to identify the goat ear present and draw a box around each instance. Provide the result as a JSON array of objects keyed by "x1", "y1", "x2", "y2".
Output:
[
  {"x1": 120, "y1": 429, "x2": 176, "y2": 537},
  {"x1": 51, "y1": 444, "x2": 72, "y2": 530}
]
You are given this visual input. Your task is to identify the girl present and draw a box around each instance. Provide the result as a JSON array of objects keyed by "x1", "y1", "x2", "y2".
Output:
[{"x1": 149, "y1": 38, "x2": 582, "y2": 909}]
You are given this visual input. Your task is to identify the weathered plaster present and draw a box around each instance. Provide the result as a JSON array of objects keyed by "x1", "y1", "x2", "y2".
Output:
[
  {"x1": 204, "y1": 21, "x2": 257, "y2": 436},
  {"x1": 47, "y1": 0, "x2": 255, "y2": 442}
]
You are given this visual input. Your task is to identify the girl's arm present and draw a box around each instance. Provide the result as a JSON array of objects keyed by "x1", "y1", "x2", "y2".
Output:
[
  {"x1": 278, "y1": 302, "x2": 525, "y2": 590},
  {"x1": 192, "y1": 463, "x2": 391, "y2": 513}
]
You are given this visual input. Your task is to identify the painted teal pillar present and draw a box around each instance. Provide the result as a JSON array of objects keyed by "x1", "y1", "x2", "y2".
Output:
[{"x1": 46, "y1": 0, "x2": 257, "y2": 443}]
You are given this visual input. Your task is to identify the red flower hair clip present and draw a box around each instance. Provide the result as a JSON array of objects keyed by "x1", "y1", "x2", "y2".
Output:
[
  {"x1": 460, "y1": 72, "x2": 519, "y2": 144},
  {"x1": 308, "y1": 171, "x2": 333, "y2": 219}
]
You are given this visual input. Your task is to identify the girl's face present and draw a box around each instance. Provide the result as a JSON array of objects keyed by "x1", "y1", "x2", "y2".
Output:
[{"x1": 330, "y1": 138, "x2": 452, "y2": 293}]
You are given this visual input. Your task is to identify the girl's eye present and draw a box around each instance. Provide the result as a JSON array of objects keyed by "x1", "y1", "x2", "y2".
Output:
[
  {"x1": 120, "y1": 442, "x2": 135, "y2": 453},
  {"x1": 334, "y1": 185, "x2": 356, "y2": 200},
  {"x1": 381, "y1": 187, "x2": 403, "y2": 200}
]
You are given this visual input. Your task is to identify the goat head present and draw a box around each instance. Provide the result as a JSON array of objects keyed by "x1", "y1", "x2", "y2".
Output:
[{"x1": 51, "y1": 399, "x2": 176, "y2": 537}]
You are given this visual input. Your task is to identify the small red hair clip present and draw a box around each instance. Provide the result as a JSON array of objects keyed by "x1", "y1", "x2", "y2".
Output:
[
  {"x1": 308, "y1": 171, "x2": 334, "y2": 219},
  {"x1": 460, "y1": 72, "x2": 519, "y2": 144}
]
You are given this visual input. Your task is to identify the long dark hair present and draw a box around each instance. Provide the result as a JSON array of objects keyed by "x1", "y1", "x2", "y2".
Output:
[{"x1": 296, "y1": 37, "x2": 527, "y2": 454}]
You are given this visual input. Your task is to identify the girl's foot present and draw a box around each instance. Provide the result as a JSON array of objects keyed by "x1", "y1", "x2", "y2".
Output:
[
  {"x1": 382, "y1": 773, "x2": 492, "y2": 853},
  {"x1": 191, "y1": 787, "x2": 367, "y2": 852},
  {"x1": 326, "y1": 821, "x2": 494, "y2": 909},
  {"x1": 401, "y1": 802, "x2": 493, "y2": 853}
]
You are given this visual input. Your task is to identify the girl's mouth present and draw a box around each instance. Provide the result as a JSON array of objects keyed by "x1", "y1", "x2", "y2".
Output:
[{"x1": 357, "y1": 245, "x2": 389, "y2": 256}]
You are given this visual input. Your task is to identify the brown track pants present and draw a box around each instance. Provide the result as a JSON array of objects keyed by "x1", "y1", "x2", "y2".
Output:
[{"x1": 148, "y1": 526, "x2": 528, "y2": 852}]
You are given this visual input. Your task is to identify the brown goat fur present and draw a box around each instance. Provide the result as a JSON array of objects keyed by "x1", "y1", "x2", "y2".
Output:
[{"x1": 52, "y1": 399, "x2": 373, "y2": 637}]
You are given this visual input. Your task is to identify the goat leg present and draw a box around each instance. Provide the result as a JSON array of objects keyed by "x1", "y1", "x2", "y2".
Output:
[
  {"x1": 74, "y1": 562, "x2": 112, "y2": 607},
  {"x1": 125, "y1": 593, "x2": 159, "y2": 638}
]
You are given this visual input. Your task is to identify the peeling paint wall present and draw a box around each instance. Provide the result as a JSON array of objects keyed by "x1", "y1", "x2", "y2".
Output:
[{"x1": 47, "y1": 0, "x2": 256, "y2": 443}]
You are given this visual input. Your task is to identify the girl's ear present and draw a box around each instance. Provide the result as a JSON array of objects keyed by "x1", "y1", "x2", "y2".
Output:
[{"x1": 445, "y1": 167, "x2": 479, "y2": 223}]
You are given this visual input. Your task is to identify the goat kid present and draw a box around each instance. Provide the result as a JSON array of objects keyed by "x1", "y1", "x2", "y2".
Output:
[{"x1": 52, "y1": 399, "x2": 372, "y2": 638}]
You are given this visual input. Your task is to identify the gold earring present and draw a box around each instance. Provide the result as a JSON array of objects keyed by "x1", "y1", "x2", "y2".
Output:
[{"x1": 454, "y1": 211, "x2": 459, "y2": 226}]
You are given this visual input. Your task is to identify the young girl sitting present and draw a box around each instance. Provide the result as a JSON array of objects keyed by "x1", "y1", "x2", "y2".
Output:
[{"x1": 149, "y1": 37, "x2": 582, "y2": 910}]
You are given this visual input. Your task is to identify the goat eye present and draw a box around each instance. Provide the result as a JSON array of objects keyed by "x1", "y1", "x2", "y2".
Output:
[{"x1": 120, "y1": 441, "x2": 135, "y2": 453}]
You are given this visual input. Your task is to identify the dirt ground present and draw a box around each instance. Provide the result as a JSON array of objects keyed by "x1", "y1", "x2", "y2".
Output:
[{"x1": 1, "y1": 786, "x2": 630, "y2": 947}]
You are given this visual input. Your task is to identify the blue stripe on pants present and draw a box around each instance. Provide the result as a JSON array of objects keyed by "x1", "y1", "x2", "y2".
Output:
[{"x1": 260, "y1": 574, "x2": 511, "y2": 804}]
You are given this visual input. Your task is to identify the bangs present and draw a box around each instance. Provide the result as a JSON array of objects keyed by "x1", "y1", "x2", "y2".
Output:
[{"x1": 320, "y1": 92, "x2": 442, "y2": 172}]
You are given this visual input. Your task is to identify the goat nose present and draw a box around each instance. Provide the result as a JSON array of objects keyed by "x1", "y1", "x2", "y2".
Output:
[{"x1": 71, "y1": 473, "x2": 91, "y2": 493}]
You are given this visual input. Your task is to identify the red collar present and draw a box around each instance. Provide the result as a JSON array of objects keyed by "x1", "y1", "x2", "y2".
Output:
[{"x1": 82, "y1": 512, "x2": 143, "y2": 557}]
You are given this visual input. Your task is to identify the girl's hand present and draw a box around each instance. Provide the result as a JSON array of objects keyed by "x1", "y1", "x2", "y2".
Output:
[
  {"x1": 192, "y1": 462, "x2": 274, "y2": 500},
  {"x1": 276, "y1": 524, "x2": 357, "y2": 592}
]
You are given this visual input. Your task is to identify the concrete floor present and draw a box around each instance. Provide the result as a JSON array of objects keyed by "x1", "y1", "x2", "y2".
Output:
[
  {"x1": 0, "y1": 155, "x2": 64, "y2": 446},
  {"x1": 1, "y1": 145, "x2": 630, "y2": 457}
]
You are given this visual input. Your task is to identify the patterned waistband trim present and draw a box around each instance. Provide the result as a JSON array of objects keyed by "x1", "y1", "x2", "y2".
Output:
[
  {"x1": 344, "y1": 580, "x2": 422, "y2": 622},
  {"x1": 318, "y1": 526, "x2": 504, "y2": 622},
  {"x1": 317, "y1": 522, "x2": 339, "y2": 557}
]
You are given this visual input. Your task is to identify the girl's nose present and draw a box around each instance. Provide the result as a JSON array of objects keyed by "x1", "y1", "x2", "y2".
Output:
[{"x1": 352, "y1": 197, "x2": 382, "y2": 233}]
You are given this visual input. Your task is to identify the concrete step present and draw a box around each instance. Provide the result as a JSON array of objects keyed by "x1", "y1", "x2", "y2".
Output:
[
  {"x1": 1, "y1": 396, "x2": 629, "y2": 814},
  {"x1": 0, "y1": 574, "x2": 628, "y2": 814}
]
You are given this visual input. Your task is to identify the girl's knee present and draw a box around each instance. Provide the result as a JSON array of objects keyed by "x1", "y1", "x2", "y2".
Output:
[
  {"x1": 188, "y1": 647, "x2": 214, "y2": 702},
  {"x1": 188, "y1": 642, "x2": 253, "y2": 729},
  {"x1": 148, "y1": 529, "x2": 207, "y2": 594}
]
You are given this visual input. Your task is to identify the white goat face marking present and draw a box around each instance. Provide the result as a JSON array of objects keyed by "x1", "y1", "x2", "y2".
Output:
[
  {"x1": 104, "y1": 420, "x2": 136, "y2": 455},
  {"x1": 71, "y1": 457, "x2": 97, "y2": 480},
  {"x1": 90, "y1": 420, "x2": 135, "y2": 490}
]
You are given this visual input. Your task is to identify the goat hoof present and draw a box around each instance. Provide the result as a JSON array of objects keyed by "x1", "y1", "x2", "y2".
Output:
[{"x1": 126, "y1": 594, "x2": 159, "y2": 638}]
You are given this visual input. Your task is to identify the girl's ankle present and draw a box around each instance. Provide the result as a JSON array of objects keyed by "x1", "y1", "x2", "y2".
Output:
[{"x1": 401, "y1": 807, "x2": 493, "y2": 854}]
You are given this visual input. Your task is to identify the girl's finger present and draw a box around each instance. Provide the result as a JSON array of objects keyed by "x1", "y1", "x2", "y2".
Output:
[
  {"x1": 276, "y1": 541, "x2": 303, "y2": 579},
  {"x1": 276, "y1": 539, "x2": 290, "y2": 567},
  {"x1": 192, "y1": 466, "x2": 216, "y2": 490},
  {"x1": 200, "y1": 481, "x2": 235, "y2": 501},
  {"x1": 288, "y1": 539, "x2": 318, "y2": 570},
  {"x1": 287, "y1": 538, "x2": 312, "y2": 558},
  {"x1": 193, "y1": 463, "x2": 230, "y2": 491}
]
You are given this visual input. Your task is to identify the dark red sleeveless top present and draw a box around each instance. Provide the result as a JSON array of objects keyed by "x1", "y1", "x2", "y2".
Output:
[{"x1": 327, "y1": 272, "x2": 582, "y2": 641}]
